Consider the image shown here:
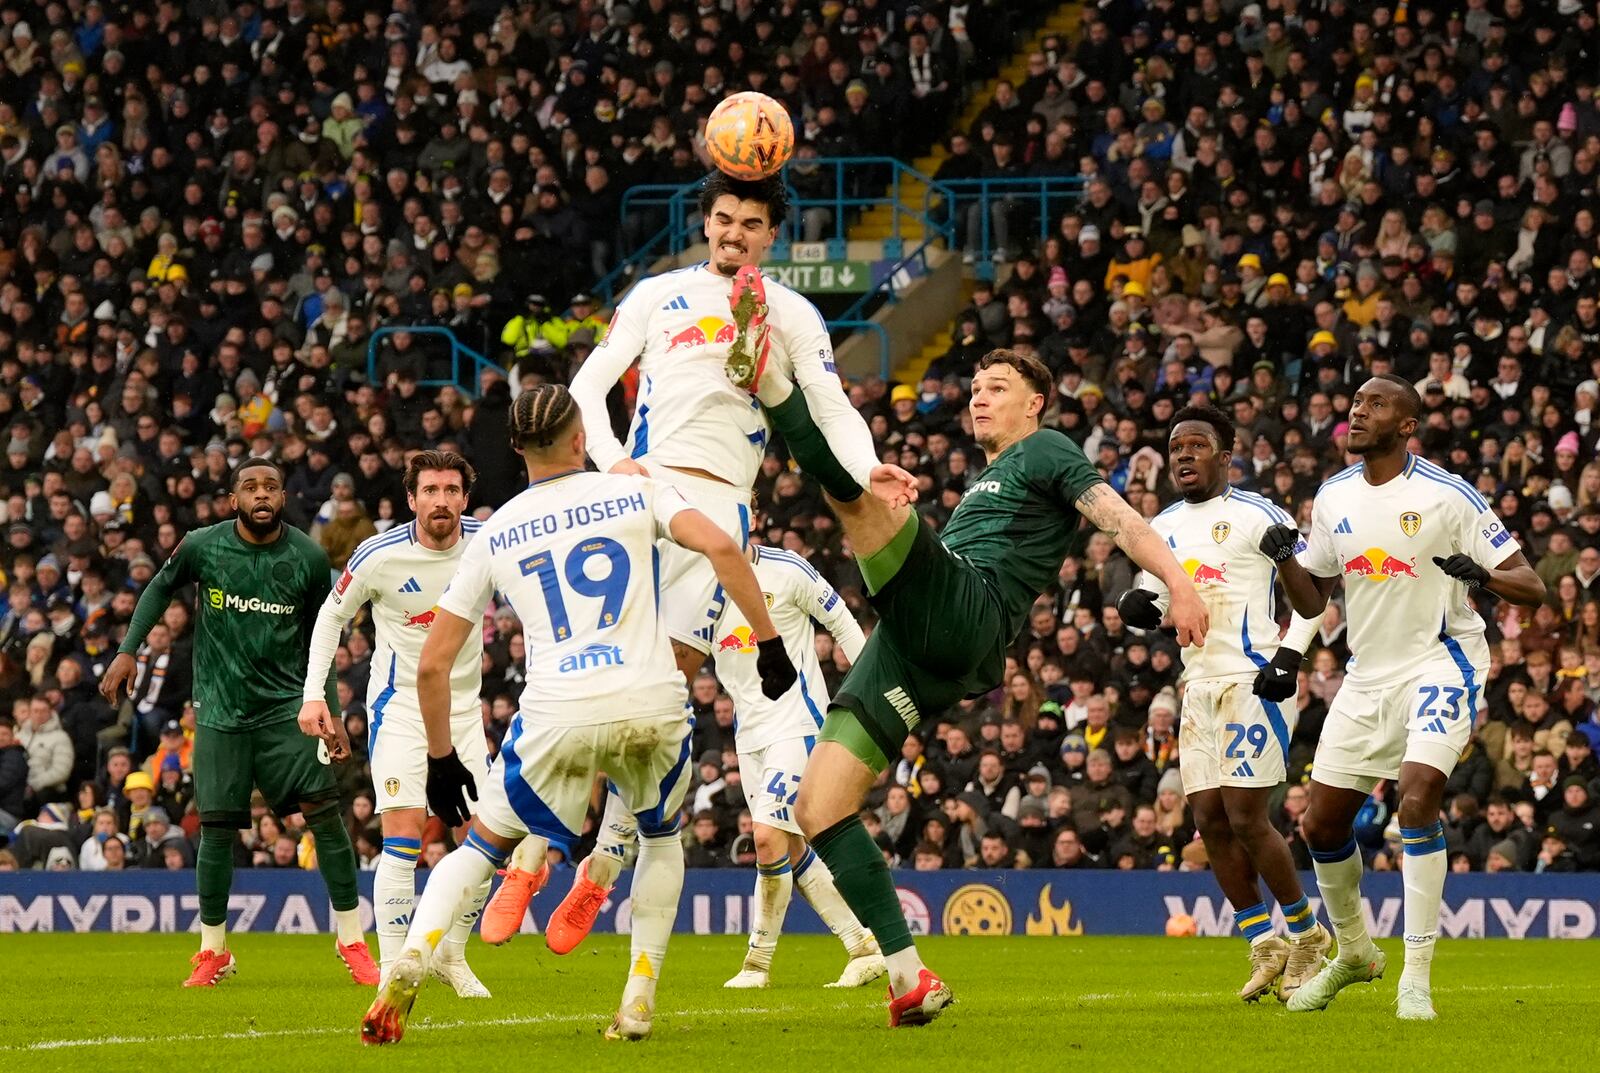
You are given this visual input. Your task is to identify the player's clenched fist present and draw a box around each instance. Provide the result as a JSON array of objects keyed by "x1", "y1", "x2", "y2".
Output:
[
  {"x1": 426, "y1": 749, "x2": 478, "y2": 827},
  {"x1": 1432, "y1": 554, "x2": 1490, "y2": 586},
  {"x1": 1258, "y1": 523, "x2": 1301, "y2": 563},
  {"x1": 756, "y1": 636, "x2": 798, "y2": 700}
]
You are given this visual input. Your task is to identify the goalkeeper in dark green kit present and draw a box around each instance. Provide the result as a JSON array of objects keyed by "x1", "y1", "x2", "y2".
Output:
[{"x1": 102, "y1": 458, "x2": 379, "y2": 988}]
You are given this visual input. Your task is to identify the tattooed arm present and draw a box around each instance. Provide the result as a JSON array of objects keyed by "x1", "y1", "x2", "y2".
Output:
[{"x1": 1074, "y1": 483, "x2": 1210, "y2": 648}]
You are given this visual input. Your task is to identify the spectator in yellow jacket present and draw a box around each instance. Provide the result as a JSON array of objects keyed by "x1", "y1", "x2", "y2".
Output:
[{"x1": 1104, "y1": 228, "x2": 1162, "y2": 294}]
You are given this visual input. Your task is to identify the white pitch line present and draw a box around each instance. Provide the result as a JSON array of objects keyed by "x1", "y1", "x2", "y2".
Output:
[{"x1": 5, "y1": 1001, "x2": 866, "y2": 1053}]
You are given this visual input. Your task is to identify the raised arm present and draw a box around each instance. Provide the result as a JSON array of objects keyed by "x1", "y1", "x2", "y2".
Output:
[
  {"x1": 568, "y1": 295, "x2": 649, "y2": 474},
  {"x1": 1074, "y1": 484, "x2": 1209, "y2": 648}
]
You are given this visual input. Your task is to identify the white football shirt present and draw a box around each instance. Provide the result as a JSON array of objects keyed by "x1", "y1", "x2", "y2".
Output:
[
  {"x1": 436, "y1": 471, "x2": 691, "y2": 726},
  {"x1": 1136, "y1": 488, "x2": 1309, "y2": 683},
  {"x1": 709, "y1": 546, "x2": 865, "y2": 751},
  {"x1": 303, "y1": 519, "x2": 486, "y2": 719},
  {"x1": 568, "y1": 262, "x2": 879, "y2": 490},
  {"x1": 1297, "y1": 454, "x2": 1517, "y2": 689}
]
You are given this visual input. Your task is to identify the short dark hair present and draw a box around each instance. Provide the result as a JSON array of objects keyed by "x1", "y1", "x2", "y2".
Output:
[
  {"x1": 1370, "y1": 372, "x2": 1424, "y2": 419},
  {"x1": 403, "y1": 450, "x2": 477, "y2": 497},
  {"x1": 1170, "y1": 403, "x2": 1236, "y2": 452},
  {"x1": 231, "y1": 456, "x2": 285, "y2": 490},
  {"x1": 976, "y1": 348, "x2": 1052, "y2": 403},
  {"x1": 697, "y1": 171, "x2": 790, "y2": 229}
]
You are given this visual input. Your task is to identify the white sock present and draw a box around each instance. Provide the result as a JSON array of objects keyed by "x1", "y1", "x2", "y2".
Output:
[
  {"x1": 753, "y1": 356, "x2": 794, "y2": 407},
  {"x1": 885, "y1": 947, "x2": 926, "y2": 996},
  {"x1": 506, "y1": 835, "x2": 544, "y2": 874},
  {"x1": 333, "y1": 907, "x2": 364, "y2": 946},
  {"x1": 441, "y1": 875, "x2": 494, "y2": 958},
  {"x1": 743, "y1": 855, "x2": 794, "y2": 972},
  {"x1": 1311, "y1": 839, "x2": 1376, "y2": 964},
  {"x1": 200, "y1": 922, "x2": 227, "y2": 954},
  {"x1": 374, "y1": 842, "x2": 419, "y2": 969},
  {"x1": 1400, "y1": 822, "x2": 1447, "y2": 986},
  {"x1": 794, "y1": 848, "x2": 874, "y2": 958},
  {"x1": 623, "y1": 830, "x2": 686, "y2": 1014},
  {"x1": 595, "y1": 789, "x2": 638, "y2": 867},
  {"x1": 402, "y1": 838, "x2": 502, "y2": 956},
  {"x1": 585, "y1": 846, "x2": 625, "y2": 890}
]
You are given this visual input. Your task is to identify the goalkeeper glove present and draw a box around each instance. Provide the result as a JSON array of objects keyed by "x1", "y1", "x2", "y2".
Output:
[
  {"x1": 426, "y1": 749, "x2": 478, "y2": 828},
  {"x1": 1252, "y1": 647, "x2": 1303, "y2": 702},
  {"x1": 1432, "y1": 554, "x2": 1490, "y2": 587},
  {"x1": 756, "y1": 636, "x2": 798, "y2": 700},
  {"x1": 1258, "y1": 523, "x2": 1302, "y2": 563},
  {"x1": 1116, "y1": 588, "x2": 1164, "y2": 630}
]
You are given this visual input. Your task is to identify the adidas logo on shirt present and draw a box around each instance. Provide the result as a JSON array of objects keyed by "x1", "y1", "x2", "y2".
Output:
[
  {"x1": 1334, "y1": 517, "x2": 1353, "y2": 534},
  {"x1": 398, "y1": 577, "x2": 422, "y2": 594},
  {"x1": 660, "y1": 295, "x2": 689, "y2": 311}
]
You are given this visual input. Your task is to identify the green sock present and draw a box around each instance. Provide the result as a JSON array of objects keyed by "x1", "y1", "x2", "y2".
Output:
[
  {"x1": 767, "y1": 391, "x2": 863, "y2": 503},
  {"x1": 859, "y1": 512, "x2": 919, "y2": 595},
  {"x1": 809, "y1": 815, "x2": 913, "y2": 955},
  {"x1": 197, "y1": 825, "x2": 236, "y2": 926},
  {"x1": 306, "y1": 807, "x2": 361, "y2": 912}
]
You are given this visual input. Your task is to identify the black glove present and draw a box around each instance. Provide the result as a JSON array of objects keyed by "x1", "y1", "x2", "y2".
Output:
[
  {"x1": 1252, "y1": 647, "x2": 1303, "y2": 702},
  {"x1": 756, "y1": 635, "x2": 798, "y2": 700},
  {"x1": 426, "y1": 749, "x2": 478, "y2": 828},
  {"x1": 1258, "y1": 523, "x2": 1302, "y2": 563},
  {"x1": 1116, "y1": 588, "x2": 1164, "y2": 630},
  {"x1": 1432, "y1": 554, "x2": 1490, "y2": 587}
]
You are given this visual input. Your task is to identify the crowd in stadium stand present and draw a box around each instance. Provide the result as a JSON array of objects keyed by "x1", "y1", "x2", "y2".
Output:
[{"x1": 0, "y1": 0, "x2": 1599, "y2": 882}]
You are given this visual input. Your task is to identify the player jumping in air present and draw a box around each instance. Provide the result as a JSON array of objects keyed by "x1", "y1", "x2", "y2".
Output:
[
  {"x1": 299, "y1": 451, "x2": 491, "y2": 997},
  {"x1": 101, "y1": 459, "x2": 378, "y2": 988},
  {"x1": 591, "y1": 542, "x2": 883, "y2": 989},
  {"x1": 482, "y1": 172, "x2": 905, "y2": 961},
  {"x1": 359, "y1": 386, "x2": 798, "y2": 1044},
  {"x1": 742, "y1": 347, "x2": 1210, "y2": 1025},
  {"x1": 1276, "y1": 375, "x2": 1545, "y2": 1020},
  {"x1": 1117, "y1": 406, "x2": 1333, "y2": 1002}
]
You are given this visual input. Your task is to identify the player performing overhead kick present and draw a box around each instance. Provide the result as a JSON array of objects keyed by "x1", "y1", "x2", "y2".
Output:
[
  {"x1": 483, "y1": 171, "x2": 911, "y2": 956},
  {"x1": 299, "y1": 451, "x2": 491, "y2": 997},
  {"x1": 1117, "y1": 405, "x2": 1332, "y2": 1003},
  {"x1": 360, "y1": 385, "x2": 798, "y2": 1044},
  {"x1": 102, "y1": 459, "x2": 378, "y2": 988},
  {"x1": 1275, "y1": 375, "x2": 1545, "y2": 1020},
  {"x1": 740, "y1": 347, "x2": 1210, "y2": 1026}
]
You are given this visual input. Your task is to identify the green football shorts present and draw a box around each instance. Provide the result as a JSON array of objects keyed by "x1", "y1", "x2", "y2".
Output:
[
  {"x1": 824, "y1": 517, "x2": 1008, "y2": 772},
  {"x1": 194, "y1": 718, "x2": 341, "y2": 825}
]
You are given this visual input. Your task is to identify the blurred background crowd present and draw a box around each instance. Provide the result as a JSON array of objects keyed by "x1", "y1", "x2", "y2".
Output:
[{"x1": 0, "y1": 0, "x2": 1597, "y2": 880}]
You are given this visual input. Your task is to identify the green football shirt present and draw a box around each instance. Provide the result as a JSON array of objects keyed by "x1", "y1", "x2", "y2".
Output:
[
  {"x1": 938, "y1": 428, "x2": 1105, "y2": 635},
  {"x1": 119, "y1": 520, "x2": 337, "y2": 730}
]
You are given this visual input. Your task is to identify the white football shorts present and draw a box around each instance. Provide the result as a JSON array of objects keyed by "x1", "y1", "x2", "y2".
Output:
[{"x1": 1179, "y1": 676, "x2": 1296, "y2": 793}]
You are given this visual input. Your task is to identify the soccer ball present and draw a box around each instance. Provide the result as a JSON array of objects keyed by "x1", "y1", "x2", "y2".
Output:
[
  {"x1": 704, "y1": 91, "x2": 795, "y2": 180},
  {"x1": 1165, "y1": 913, "x2": 1198, "y2": 937}
]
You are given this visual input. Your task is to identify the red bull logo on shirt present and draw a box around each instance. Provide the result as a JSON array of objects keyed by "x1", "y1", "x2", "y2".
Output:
[
  {"x1": 403, "y1": 608, "x2": 438, "y2": 629},
  {"x1": 1182, "y1": 560, "x2": 1228, "y2": 586},
  {"x1": 1343, "y1": 549, "x2": 1418, "y2": 581},
  {"x1": 716, "y1": 625, "x2": 758, "y2": 653},
  {"x1": 664, "y1": 316, "x2": 737, "y2": 352}
]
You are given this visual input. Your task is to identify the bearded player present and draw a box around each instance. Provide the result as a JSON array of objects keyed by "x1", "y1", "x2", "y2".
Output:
[
  {"x1": 1277, "y1": 375, "x2": 1544, "y2": 1019},
  {"x1": 1117, "y1": 406, "x2": 1332, "y2": 1003},
  {"x1": 482, "y1": 171, "x2": 913, "y2": 945},
  {"x1": 742, "y1": 348, "x2": 1210, "y2": 1025},
  {"x1": 101, "y1": 459, "x2": 378, "y2": 988},
  {"x1": 299, "y1": 451, "x2": 491, "y2": 997}
]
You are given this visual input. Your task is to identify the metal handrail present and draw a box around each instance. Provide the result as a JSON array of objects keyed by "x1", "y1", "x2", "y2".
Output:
[
  {"x1": 922, "y1": 175, "x2": 1088, "y2": 279},
  {"x1": 365, "y1": 325, "x2": 509, "y2": 399}
]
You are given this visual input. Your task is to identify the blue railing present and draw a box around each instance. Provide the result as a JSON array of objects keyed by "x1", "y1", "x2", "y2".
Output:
[
  {"x1": 827, "y1": 319, "x2": 892, "y2": 380},
  {"x1": 924, "y1": 175, "x2": 1088, "y2": 281},
  {"x1": 365, "y1": 325, "x2": 508, "y2": 399}
]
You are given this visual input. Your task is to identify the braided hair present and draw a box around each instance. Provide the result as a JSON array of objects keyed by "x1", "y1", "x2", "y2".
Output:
[{"x1": 510, "y1": 383, "x2": 580, "y2": 453}]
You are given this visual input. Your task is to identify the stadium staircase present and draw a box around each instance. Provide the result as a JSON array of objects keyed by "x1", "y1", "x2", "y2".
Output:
[
  {"x1": 867, "y1": 2, "x2": 1084, "y2": 388},
  {"x1": 851, "y1": 2, "x2": 1083, "y2": 247}
]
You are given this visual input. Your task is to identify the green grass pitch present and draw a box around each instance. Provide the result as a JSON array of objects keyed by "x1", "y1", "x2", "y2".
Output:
[{"x1": 0, "y1": 934, "x2": 1588, "y2": 1072}]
